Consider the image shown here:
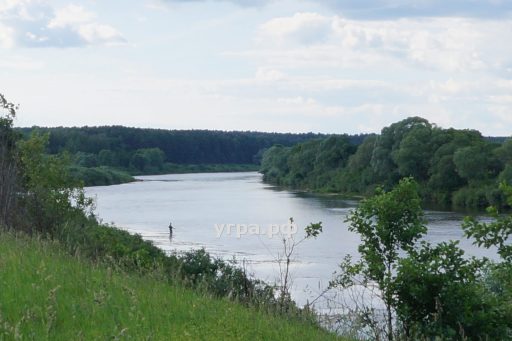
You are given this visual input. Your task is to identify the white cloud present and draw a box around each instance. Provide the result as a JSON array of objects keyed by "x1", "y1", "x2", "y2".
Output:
[
  {"x1": 258, "y1": 12, "x2": 331, "y2": 45},
  {"x1": 2, "y1": 2, "x2": 511, "y2": 136},
  {"x1": 48, "y1": 4, "x2": 96, "y2": 29},
  {"x1": 252, "y1": 12, "x2": 512, "y2": 73},
  {"x1": 77, "y1": 23, "x2": 125, "y2": 45},
  {"x1": 0, "y1": 23, "x2": 15, "y2": 48},
  {"x1": 0, "y1": 1, "x2": 125, "y2": 48}
]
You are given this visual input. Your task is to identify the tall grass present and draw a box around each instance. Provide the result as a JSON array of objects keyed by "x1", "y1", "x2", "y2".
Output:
[{"x1": 0, "y1": 233, "x2": 344, "y2": 340}]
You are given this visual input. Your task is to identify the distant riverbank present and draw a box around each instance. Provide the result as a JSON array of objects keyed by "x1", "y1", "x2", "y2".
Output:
[{"x1": 71, "y1": 163, "x2": 259, "y2": 186}]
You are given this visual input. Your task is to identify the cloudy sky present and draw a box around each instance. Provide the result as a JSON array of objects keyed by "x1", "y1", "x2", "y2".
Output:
[{"x1": 1, "y1": 0, "x2": 512, "y2": 135}]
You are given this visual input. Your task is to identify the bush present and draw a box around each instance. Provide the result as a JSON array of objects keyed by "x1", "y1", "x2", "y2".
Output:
[
  {"x1": 453, "y1": 186, "x2": 489, "y2": 208},
  {"x1": 56, "y1": 220, "x2": 288, "y2": 312},
  {"x1": 69, "y1": 165, "x2": 134, "y2": 186}
]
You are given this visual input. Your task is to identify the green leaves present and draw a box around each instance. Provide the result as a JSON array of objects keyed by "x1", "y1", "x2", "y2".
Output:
[
  {"x1": 346, "y1": 178, "x2": 426, "y2": 266},
  {"x1": 260, "y1": 116, "x2": 512, "y2": 210},
  {"x1": 463, "y1": 182, "x2": 512, "y2": 262},
  {"x1": 393, "y1": 241, "x2": 511, "y2": 339},
  {"x1": 0, "y1": 93, "x2": 18, "y2": 121},
  {"x1": 304, "y1": 222, "x2": 322, "y2": 239},
  {"x1": 334, "y1": 177, "x2": 426, "y2": 340},
  {"x1": 17, "y1": 132, "x2": 93, "y2": 234},
  {"x1": 0, "y1": 94, "x2": 21, "y2": 228}
]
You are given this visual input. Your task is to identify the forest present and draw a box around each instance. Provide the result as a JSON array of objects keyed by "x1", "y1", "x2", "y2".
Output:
[
  {"x1": 15, "y1": 126, "x2": 370, "y2": 186},
  {"x1": 17, "y1": 126, "x2": 362, "y2": 166},
  {"x1": 260, "y1": 116, "x2": 512, "y2": 209}
]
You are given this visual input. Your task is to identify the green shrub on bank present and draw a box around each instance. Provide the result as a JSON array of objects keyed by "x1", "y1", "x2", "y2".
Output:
[
  {"x1": 69, "y1": 165, "x2": 134, "y2": 186},
  {"x1": 56, "y1": 220, "x2": 301, "y2": 317},
  {"x1": 68, "y1": 163, "x2": 259, "y2": 186},
  {"x1": 452, "y1": 184, "x2": 507, "y2": 209}
]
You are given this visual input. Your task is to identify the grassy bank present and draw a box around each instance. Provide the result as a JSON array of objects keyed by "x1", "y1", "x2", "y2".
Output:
[
  {"x1": 154, "y1": 163, "x2": 259, "y2": 175},
  {"x1": 71, "y1": 163, "x2": 259, "y2": 186},
  {"x1": 0, "y1": 233, "x2": 343, "y2": 340}
]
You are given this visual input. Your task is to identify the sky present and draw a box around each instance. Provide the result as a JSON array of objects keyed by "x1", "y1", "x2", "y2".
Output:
[{"x1": 1, "y1": 0, "x2": 512, "y2": 135}]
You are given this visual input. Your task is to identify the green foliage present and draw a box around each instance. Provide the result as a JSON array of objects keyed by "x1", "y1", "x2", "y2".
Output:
[
  {"x1": 55, "y1": 220, "x2": 294, "y2": 314},
  {"x1": 260, "y1": 136, "x2": 355, "y2": 191},
  {"x1": 17, "y1": 133, "x2": 93, "y2": 235},
  {"x1": 261, "y1": 116, "x2": 511, "y2": 209},
  {"x1": 16, "y1": 126, "x2": 334, "y2": 183},
  {"x1": 161, "y1": 163, "x2": 259, "y2": 174},
  {"x1": 18, "y1": 126, "x2": 335, "y2": 165},
  {"x1": 392, "y1": 118, "x2": 433, "y2": 181},
  {"x1": 0, "y1": 94, "x2": 20, "y2": 228},
  {"x1": 499, "y1": 163, "x2": 512, "y2": 184},
  {"x1": 453, "y1": 143, "x2": 501, "y2": 182},
  {"x1": 335, "y1": 178, "x2": 426, "y2": 340},
  {"x1": 68, "y1": 165, "x2": 134, "y2": 186},
  {"x1": 260, "y1": 145, "x2": 291, "y2": 183},
  {"x1": 394, "y1": 242, "x2": 509, "y2": 339},
  {"x1": 97, "y1": 148, "x2": 118, "y2": 167},
  {"x1": 392, "y1": 181, "x2": 512, "y2": 339},
  {"x1": 463, "y1": 182, "x2": 512, "y2": 261},
  {"x1": 335, "y1": 178, "x2": 512, "y2": 340},
  {"x1": 305, "y1": 221, "x2": 323, "y2": 238},
  {"x1": 74, "y1": 151, "x2": 98, "y2": 167},
  {"x1": 495, "y1": 139, "x2": 512, "y2": 164},
  {"x1": 129, "y1": 147, "x2": 166, "y2": 172}
]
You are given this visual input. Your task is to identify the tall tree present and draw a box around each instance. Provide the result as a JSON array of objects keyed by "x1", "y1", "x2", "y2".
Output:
[
  {"x1": 336, "y1": 178, "x2": 427, "y2": 341},
  {"x1": 0, "y1": 94, "x2": 20, "y2": 228}
]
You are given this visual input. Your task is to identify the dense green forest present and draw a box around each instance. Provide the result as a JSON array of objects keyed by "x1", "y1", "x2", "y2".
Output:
[
  {"x1": 261, "y1": 117, "x2": 512, "y2": 209},
  {"x1": 15, "y1": 126, "x2": 370, "y2": 186},
  {"x1": 17, "y1": 126, "x2": 371, "y2": 167}
]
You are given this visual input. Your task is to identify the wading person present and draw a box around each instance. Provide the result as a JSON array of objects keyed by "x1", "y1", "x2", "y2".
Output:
[{"x1": 168, "y1": 222, "x2": 173, "y2": 239}]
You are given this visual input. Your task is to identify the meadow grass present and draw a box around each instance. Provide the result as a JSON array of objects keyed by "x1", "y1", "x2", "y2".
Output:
[{"x1": 0, "y1": 233, "x2": 343, "y2": 340}]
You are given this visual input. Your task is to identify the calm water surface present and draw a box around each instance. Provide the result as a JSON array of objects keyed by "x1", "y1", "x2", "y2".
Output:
[{"x1": 85, "y1": 172, "x2": 496, "y2": 307}]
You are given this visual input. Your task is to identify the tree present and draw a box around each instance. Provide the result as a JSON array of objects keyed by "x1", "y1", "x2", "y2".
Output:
[
  {"x1": 18, "y1": 133, "x2": 93, "y2": 235},
  {"x1": 453, "y1": 144, "x2": 501, "y2": 183},
  {"x1": 98, "y1": 149, "x2": 118, "y2": 167},
  {"x1": 0, "y1": 94, "x2": 20, "y2": 228},
  {"x1": 334, "y1": 177, "x2": 426, "y2": 341},
  {"x1": 260, "y1": 145, "x2": 291, "y2": 184},
  {"x1": 129, "y1": 148, "x2": 166, "y2": 172},
  {"x1": 74, "y1": 152, "x2": 98, "y2": 167},
  {"x1": 495, "y1": 139, "x2": 512, "y2": 164},
  {"x1": 370, "y1": 117, "x2": 431, "y2": 185},
  {"x1": 394, "y1": 124, "x2": 432, "y2": 180}
]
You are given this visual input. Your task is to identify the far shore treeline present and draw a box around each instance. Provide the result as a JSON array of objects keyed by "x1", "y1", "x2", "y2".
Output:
[
  {"x1": 17, "y1": 126, "x2": 344, "y2": 165},
  {"x1": 260, "y1": 116, "x2": 512, "y2": 210},
  {"x1": 15, "y1": 126, "x2": 370, "y2": 186}
]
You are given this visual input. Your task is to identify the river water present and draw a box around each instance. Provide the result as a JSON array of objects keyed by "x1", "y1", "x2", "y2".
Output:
[{"x1": 85, "y1": 172, "x2": 496, "y2": 309}]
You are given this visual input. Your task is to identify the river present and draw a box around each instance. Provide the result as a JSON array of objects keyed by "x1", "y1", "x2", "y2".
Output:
[{"x1": 85, "y1": 171, "x2": 496, "y2": 310}]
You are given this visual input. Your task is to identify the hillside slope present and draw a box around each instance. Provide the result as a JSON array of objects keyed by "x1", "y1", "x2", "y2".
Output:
[{"x1": 0, "y1": 233, "x2": 343, "y2": 340}]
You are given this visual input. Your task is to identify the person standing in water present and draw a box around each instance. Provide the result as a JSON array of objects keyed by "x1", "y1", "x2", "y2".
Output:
[{"x1": 168, "y1": 222, "x2": 173, "y2": 239}]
